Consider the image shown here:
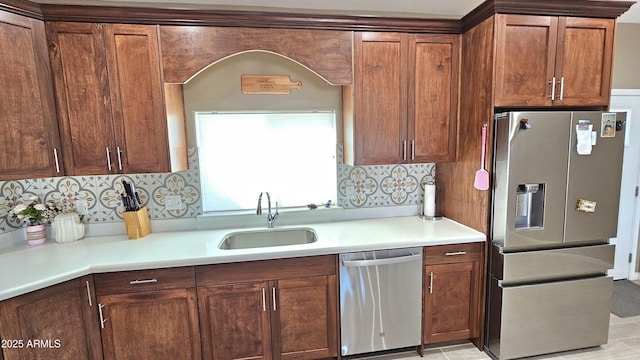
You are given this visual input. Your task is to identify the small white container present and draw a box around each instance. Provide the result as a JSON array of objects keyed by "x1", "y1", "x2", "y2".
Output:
[{"x1": 52, "y1": 212, "x2": 85, "y2": 244}]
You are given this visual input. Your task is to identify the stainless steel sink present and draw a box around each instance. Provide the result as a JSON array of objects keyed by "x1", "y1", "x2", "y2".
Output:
[{"x1": 218, "y1": 227, "x2": 317, "y2": 250}]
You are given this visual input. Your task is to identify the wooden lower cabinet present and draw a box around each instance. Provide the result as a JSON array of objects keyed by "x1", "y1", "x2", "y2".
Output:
[
  {"x1": 94, "y1": 267, "x2": 201, "y2": 360},
  {"x1": 0, "y1": 276, "x2": 103, "y2": 360},
  {"x1": 198, "y1": 282, "x2": 272, "y2": 360},
  {"x1": 196, "y1": 255, "x2": 339, "y2": 360},
  {"x1": 273, "y1": 276, "x2": 337, "y2": 360},
  {"x1": 423, "y1": 243, "x2": 482, "y2": 345}
]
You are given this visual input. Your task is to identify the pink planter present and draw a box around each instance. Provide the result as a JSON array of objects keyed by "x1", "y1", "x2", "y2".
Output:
[{"x1": 26, "y1": 224, "x2": 46, "y2": 246}]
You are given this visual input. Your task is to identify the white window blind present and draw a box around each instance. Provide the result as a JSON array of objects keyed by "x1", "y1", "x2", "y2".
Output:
[{"x1": 196, "y1": 111, "x2": 337, "y2": 212}]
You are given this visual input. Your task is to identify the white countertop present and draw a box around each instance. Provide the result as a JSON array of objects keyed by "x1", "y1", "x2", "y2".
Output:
[{"x1": 0, "y1": 216, "x2": 484, "y2": 301}]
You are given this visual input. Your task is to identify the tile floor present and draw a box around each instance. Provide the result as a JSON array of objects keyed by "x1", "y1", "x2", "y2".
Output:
[{"x1": 354, "y1": 280, "x2": 640, "y2": 360}]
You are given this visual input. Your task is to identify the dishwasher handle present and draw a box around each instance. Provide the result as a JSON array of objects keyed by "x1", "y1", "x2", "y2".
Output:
[{"x1": 341, "y1": 253, "x2": 422, "y2": 267}]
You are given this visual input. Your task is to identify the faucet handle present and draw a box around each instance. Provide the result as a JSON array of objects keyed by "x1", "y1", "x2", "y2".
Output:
[
  {"x1": 267, "y1": 202, "x2": 279, "y2": 228},
  {"x1": 268, "y1": 202, "x2": 279, "y2": 220}
]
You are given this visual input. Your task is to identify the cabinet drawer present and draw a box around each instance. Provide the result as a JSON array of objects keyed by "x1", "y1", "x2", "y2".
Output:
[
  {"x1": 94, "y1": 266, "x2": 195, "y2": 296},
  {"x1": 424, "y1": 242, "x2": 481, "y2": 264},
  {"x1": 196, "y1": 255, "x2": 336, "y2": 287}
]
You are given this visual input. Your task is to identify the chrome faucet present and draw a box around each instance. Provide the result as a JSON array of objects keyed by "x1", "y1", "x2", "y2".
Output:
[{"x1": 256, "y1": 192, "x2": 279, "y2": 228}]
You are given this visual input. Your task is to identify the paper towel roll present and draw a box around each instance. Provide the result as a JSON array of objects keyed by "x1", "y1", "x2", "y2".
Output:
[{"x1": 424, "y1": 184, "x2": 436, "y2": 217}]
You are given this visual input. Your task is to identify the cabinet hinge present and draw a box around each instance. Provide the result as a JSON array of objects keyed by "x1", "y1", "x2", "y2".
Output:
[
  {"x1": 630, "y1": 253, "x2": 634, "y2": 263},
  {"x1": 635, "y1": 186, "x2": 639, "y2": 197}
]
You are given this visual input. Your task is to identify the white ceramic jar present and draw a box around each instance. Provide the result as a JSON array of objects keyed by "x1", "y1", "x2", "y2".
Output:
[{"x1": 52, "y1": 212, "x2": 85, "y2": 244}]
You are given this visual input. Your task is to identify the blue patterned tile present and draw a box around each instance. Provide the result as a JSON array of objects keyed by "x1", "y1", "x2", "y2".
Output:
[
  {"x1": 188, "y1": 147, "x2": 199, "y2": 170},
  {"x1": 380, "y1": 165, "x2": 419, "y2": 205},
  {"x1": 1, "y1": 150, "x2": 436, "y2": 234},
  {"x1": 337, "y1": 166, "x2": 378, "y2": 208},
  {"x1": 151, "y1": 173, "x2": 200, "y2": 219},
  {"x1": 0, "y1": 180, "x2": 25, "y2": 231}
]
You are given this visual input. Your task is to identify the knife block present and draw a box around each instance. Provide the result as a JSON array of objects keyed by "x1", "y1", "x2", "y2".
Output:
[{"x1": 123, "y1": 207, "x2": 152, "y2": 239}]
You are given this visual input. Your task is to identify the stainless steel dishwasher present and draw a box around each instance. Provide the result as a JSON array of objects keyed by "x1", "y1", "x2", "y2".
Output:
[{"x1": 339, "y1": 247, "x2": 423, "y2": 356}]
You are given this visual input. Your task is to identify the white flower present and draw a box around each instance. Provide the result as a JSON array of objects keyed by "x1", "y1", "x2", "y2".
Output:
[
  {"x1": 10, "y1": 197, "x2": 62, "y2": 226},
  {"x1": 13, "y1": 204, "x2": 27, "y2": 213}
]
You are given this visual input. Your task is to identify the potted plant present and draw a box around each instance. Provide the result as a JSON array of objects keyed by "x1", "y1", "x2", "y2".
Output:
[{"x1": 10, "y1": 196, "x2": 62, "y2": 246}]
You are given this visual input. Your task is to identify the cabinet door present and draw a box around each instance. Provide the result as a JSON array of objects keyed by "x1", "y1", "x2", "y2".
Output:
[
  {"x1": 272, "y1": 276, "x2": 338, "y2": 360},
  {"x1": 0, "y1": 11, "x2": 62, "y2": 180},
  {"x1": 408, "y1": 34, "x2": 459, "y2": 163},
  {"x1": 424, "y1": 261, "x2": 479, "y2": 344},
  {"x1": 554, "y1": 17, "x2": 614, "y2": 107},
  {"x1": 98, "y1": 288, "x2": 201, "y2": 360},
  {"x1": 494, "y1": 14, "x2": 557, "y2": 107},
  {"x1": 354, "y1": 32, "x2": 407, "y2": 165},
  {"x1": 47, "y1": 22, "x2": 116, "y2": 176},
  {"x1": 0, "y1": 276, "x2": 103, "y2": 360},
  {"x1": 198, "y1": 282, "x2": 272, "y2": 360},
  {"x1": 104, "y1": 24, "x2": 169, "y2": 174}
]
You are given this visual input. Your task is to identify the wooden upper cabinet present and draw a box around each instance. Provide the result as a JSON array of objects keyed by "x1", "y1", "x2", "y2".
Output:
[
  {"x1": 353, "y1": 32, "x2": 407, "y2": 165},
  {"x1": 0, "y1": 276, "x2": 103, "y2": 360},
  {"x1": 494, "y1": 15, "x2": 557, "y2": 107},
  {"x1": 555, "y1": 17, "x2": 614, "y2": 106},
  {"x1": 351, "y1": 32, "x2": 459, "y2": 165},
  {"x1": 47, "y1": 22, "x2": 178, "y2": 176},
  {"x1": 494, "y1": 14, "x2": 615, "y2": 107},
  {"x1": 409, "y1": 34, "x2": 459, "y2": 163},
  {"x1": 103, "y1": 24, "x2": 170, "y2": 174},
  {"x1": 0, "y1": 11, "x2": 62, "y2": 180},
  {"x1": 47, "y1": 22, "x2": 115, "y2": 176}
]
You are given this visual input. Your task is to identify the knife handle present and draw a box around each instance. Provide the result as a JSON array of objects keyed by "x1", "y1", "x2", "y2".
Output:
[
  {"x1": 135, "y1": 192, "x2": 142, "y2": 208},
  {"x1": 121, "y1": 193, "x2": 131, "y2": 212}
]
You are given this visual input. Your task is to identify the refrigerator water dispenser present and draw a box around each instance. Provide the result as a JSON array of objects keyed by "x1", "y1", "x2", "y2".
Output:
[{"x1": 515, "y1": 183, "x2": 544, "y2": 229}]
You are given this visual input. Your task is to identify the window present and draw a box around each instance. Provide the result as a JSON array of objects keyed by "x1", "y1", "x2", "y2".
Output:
[{"x1": 196, "y1": 111, "x2": 337, "y2": 212}]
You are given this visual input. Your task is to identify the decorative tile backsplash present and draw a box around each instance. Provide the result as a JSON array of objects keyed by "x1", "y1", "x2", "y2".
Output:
[
  {"x1": 0, "y1": 148, "x2": 434, "y2": 234},
  {"x1": 337, "y1": 163, "x2": 434, "y2": 208}
]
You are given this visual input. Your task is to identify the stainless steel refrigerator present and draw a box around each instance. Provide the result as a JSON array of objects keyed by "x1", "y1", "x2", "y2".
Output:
[{"x1": 485, "y1": 111, "x2": 626, "y2": 360}]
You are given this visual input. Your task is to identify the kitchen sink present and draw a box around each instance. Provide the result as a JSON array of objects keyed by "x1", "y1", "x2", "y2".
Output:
[{"x1": 218, "y1": 227, "x2": 317, "y2": 250}]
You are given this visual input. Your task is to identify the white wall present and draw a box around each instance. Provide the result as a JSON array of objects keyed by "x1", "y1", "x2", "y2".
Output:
[{"x1": 611, "y1": 89, "x2": 640, "y2": 279}]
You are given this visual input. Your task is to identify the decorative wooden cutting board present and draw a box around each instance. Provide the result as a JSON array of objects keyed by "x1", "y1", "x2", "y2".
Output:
[{"x1": 241, "y1": 75, "x2": 302, "y2": 94}]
